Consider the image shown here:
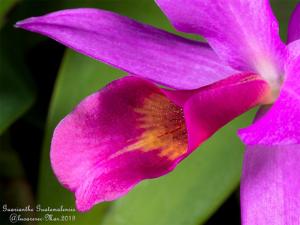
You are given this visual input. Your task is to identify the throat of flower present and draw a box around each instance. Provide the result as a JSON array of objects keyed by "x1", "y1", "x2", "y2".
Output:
[
  {"x1": 134, "y1": 93, "x2": 188, "y2": 160},
  {"x1": 113, "y1": 93, "x2": 188, "y2": 161},
  {"x1": 258, "y1": 74, "x2": 283, "y2": 105},
  {"x1": 255, "y1": 59, "x2": 283, "y2": 105}
]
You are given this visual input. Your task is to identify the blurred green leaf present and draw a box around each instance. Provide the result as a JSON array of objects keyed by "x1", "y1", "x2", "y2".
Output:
[
  {"x1": 0, "y1": 134, "x2": 23, "y2": 178},
  {"x1": 0, "y1": 28, "x2": 35, "y2": 135},
  {"x1": 0, "y1": 58, "x2": 34, "y2": 134},
  {"x1": 0, "y1": 0, "x2": 20, "y2": 28}
]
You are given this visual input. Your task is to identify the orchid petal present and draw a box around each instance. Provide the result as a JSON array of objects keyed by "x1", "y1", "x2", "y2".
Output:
[
  {"x1": 51, "y1": 74, "x2": 269, "y2": 211},
  {"x1": 156, "y1": 0, "x2": 286, "y2": 82},
  {"x1": 51, "y1": 76, "x2": 188, "y2": 211},
  {"x1": 15, "y1": 8, "x2": 237, "y2": 90},
  {"x1": 239, "y1": 56, "x2": 300, "y2": 145},
  {"x1": 287, "y1": 3, "x2": 300, "y2": 43},
  {"x1": 180, "y1": 73, "x2": 270, "y2": 150},
  {"x1": 287, "y1": 39, "x2": 300, "y2": 61},
  {"x1": 239, "y1": 56, "x2": 300, "y2": 225},
  {"x1": 241, "y1": 145, "x2": 300, "y2": 225}
]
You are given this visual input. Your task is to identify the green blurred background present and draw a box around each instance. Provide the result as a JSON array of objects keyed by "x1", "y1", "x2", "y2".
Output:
[{"x1": 0, "y1": 0, "x2": 297, "y2": 224}]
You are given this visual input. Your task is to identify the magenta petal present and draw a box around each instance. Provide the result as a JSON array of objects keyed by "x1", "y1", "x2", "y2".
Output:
[
  {"x1": 164, "y1": 73, "x2": 269, "y2": 151},
  {"x1": 287, "y1": 3, "x2": 300, "y2": 43},
  {"x1": 51, "y1": 77, "x2": 189, "y2": 211},
  {"x1": 241, "y1": 145, "x2": 300, "y2": 225},
  {"x1": 287, "y1": 39, "x2": 300, "y2": 61},
  {"x1": 239, "y1": 56, "x2": 300, "y2": 145},
  {"x1": 156, "y1": 0, "x2": 286, "y2": 78},
  {"x1": 16, "y1": 8, "x2": 237, "y2": 90},
  {"x1": 239, "y1": 56, "x2": 300, "y2": 224},
  {"x1": 51, "y1": 74, "x2": 269, "y2": 212},
  {"x1": 184, "y1": 73, "x2": 270, "y2": 151}
]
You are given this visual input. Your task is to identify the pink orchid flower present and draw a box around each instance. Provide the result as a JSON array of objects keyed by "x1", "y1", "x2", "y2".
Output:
[{"x1": 15, "y1": 1, "x2": 300, "y2": 223}]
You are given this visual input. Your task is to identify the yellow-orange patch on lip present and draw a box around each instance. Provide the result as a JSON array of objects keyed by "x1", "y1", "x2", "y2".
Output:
[{"x1": 117, "y1": 93, "x2": 188, "y2": 160}]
